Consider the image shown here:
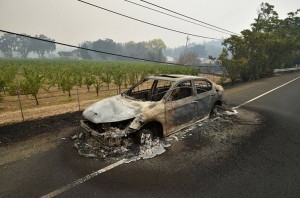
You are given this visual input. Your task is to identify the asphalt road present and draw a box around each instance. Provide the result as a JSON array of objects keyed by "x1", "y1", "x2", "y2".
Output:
[{"x1": 0, "y1": 72, "x2": 300, "y2": 198}]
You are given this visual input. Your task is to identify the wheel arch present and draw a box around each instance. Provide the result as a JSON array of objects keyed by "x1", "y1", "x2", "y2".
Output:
[
  {"x1": 140, "y1": 120, "x2": 164, "y2": 138},
  {"x1": 214, "y1": 99, "x2": 223, "y2": 106}
]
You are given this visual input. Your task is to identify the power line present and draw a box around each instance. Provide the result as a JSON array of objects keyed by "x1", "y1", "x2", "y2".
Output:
[
  {"x1": 77, "y1": 0, "x2": 220, "y2": 40},
  {"x1": 124, "y1": 0, "x2": 232, "y2": 36},
  {"x1": 0, "y1": 29, "x2": 198, "y2": 67},
  {"x1": 140, "y1": 0, "x2": 240, "y2": 35}
]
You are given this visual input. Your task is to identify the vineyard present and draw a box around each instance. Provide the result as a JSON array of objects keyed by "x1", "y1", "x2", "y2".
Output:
[{"x1": 0, "y1": 59, "x2": 210, "y2": 123}]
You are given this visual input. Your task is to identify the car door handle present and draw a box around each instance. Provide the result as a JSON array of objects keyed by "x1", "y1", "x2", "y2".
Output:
[
  {"x1": 192, "y1": 100, "x2": 198, "y2": 103},
  {"x1": 211, "y1": 93, "x2": 215, "y2": 96}
]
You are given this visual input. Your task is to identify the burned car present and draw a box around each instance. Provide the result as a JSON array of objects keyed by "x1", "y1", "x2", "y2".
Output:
[{"x1": 81, "y1": 74, "x2": 224, "y2": 145}]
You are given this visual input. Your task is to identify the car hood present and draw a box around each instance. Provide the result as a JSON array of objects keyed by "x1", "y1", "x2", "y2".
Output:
[{"x1": 83, "y1": 95, "x2": 156, "y2": 123}]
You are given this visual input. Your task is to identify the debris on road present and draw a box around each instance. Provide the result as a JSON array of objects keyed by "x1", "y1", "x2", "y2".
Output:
[
  {"x1": 126, "y1": 138, "x2": 168, "y2": 163},
  {"x1": 71, "y1": 135, "x2": 78, "y2": 140},
  {"x1": 224, "y1": 109, "x2": 238, "y2": 116},
  {"x1": 73, "y1": 133, "x2": 130, "y2": 159}
]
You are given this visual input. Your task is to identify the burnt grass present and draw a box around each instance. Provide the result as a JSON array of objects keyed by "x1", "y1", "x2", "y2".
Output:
[{"x1": 0, "y1": 111, "x2": 83, "y2": 146}]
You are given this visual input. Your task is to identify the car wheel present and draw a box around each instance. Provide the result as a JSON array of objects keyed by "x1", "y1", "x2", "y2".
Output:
[
  {"x1": 210, "y1": 104, "x2": 220, "y2": 117},
  {"x1": 137, "y1": 129, "x2": 153, "y2": 145}
]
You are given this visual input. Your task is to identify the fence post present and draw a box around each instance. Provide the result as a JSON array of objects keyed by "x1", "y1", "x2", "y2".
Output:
[
  {"x1": 76, "y1": 81, "x2": 80, "y2": 111},
  {"x1": 17, "y1": 88, "x2": 25, "y2": 122}
]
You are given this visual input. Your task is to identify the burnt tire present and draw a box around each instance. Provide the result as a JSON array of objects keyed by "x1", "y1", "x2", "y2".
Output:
[
  {"x1": 136, "y1": 129, "x2": 153, "y2": 145},
  {"x1": 210, "y1": 104, "x2": 219, "y2": 118}
]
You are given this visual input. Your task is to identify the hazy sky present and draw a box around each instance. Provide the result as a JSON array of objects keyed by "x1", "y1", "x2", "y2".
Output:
[{"x1": 0, "y1": 0, "x2": 299, "y2": 48}]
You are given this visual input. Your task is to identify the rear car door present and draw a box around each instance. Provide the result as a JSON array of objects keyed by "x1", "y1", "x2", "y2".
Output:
[
  {"x1": 164, "y1": 80, "x2": 198, "y2": 134},
  {"x1": 193, "y1": 79, "x2": 216, "y2": 118}
]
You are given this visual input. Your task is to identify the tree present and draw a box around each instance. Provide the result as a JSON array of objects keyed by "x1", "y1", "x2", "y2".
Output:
[
  {"x1": 91, "y1": 66, "x2": 103, "y2": 96},
  {"x1": 92, "y1": 39, "x2": 119, "y2": 59},
  {"x1": 101, "y1": 67, "x2": 113, "y2": 90},
  {"x1": 219, "y1": 35, "x2": 248, "y2": 82},
  {"x1": 57, "y1": 68, "x2": 75, "y2": 98},
  {"x1": 219, "y1": 3, "x2": 300, "y2": 83},
  {"x1": 31, "y1": 34, "x2": 56, "y2": 58},
  {"x1": 146, "y1": 39, "x2": 167, "y2": 61},
  {"x1": 219, "y1": 49, "x2": 247, "y2": 83},
  {"x1": 124, "y1": 41, "x2": 148, "y2": 59},
  {"x1": 0, "y1": 66, "x2": 17, "y2": 102},
  {"x1": 21, "y1": 67, "x2": 45, "y2": 105},
  {"x1": 189, "y1": 44, "x2": 207, "y2": 58},
  {"x1": 84, "y1": 73, "x2": 94, "y2": 92},
  {"x1": 178, "y1": 51, "x2": 199, "y2": 65},
  {"x1": 280, "y1": 9, "x2": 300, "y2": 66},
  {"x1": 58, "y1": 51, "x2": 76, "y2": 58},
  {"x1": 0, "y1": 65, "x2": 17, "y2": 94},
  {"x1": 126, "y1": 66, "x2": 140, "y2": 87},
  {"x1": 252, "y1": 3, "x2": 279, "y2": 33},
  {"x1": 112, "y1": 67, "x2": 124, "y2": 94},
  {"x1": 0, "y1": 33, "x2": 16, "y2": 58},
  {"x1": 15, "y1": 34, "x2": 33, "y2": 58},
  {"x1": 78, "y1": 41, "x2": 92, "y2": 59},
  {"x1": 73, "y1": 65, "x2": 84, "y2": 88}
]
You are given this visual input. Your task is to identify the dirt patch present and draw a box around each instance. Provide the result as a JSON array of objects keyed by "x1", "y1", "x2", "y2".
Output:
[
  {"x1": 0, "y1": 111, "x2": 82, "y2": 146},
  {"x1": 0, "y1": 100, "x2": 97, "y2": 126}
]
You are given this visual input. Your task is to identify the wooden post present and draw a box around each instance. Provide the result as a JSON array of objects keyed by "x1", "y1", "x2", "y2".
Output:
[
  {"x1": 17, "y1": 88, "x2": 24, "y2": 122},
  {"x1": 76, "y1": 82, "x2": 80, "y2": 111}
]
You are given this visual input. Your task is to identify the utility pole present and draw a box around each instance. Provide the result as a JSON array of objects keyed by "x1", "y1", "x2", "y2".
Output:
[{"x1": 183, "y1": 36, "x2": 190, "y2": 65}]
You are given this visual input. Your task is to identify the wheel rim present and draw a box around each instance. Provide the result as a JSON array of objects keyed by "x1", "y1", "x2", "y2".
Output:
[{"x1": 139, "y1": 130, "x2": 153, "y2": 144}]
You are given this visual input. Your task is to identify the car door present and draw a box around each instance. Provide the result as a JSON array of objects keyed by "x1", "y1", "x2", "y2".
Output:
[
  {"x1": 164, "y1": 80, "x2": 198, "y2": 134},
  {"x1": 193, "y1": 79, "x2": 216, "y2": 118}
]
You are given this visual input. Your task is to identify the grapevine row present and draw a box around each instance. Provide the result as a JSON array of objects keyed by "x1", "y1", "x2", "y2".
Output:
[{"x1": 0, "y1": 59, "x2": 199, "y2": 105}]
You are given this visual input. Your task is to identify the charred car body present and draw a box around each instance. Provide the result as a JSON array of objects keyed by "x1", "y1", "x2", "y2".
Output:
[{"x1": 81, "y1": 75, "x2": 224, "y2": 145}]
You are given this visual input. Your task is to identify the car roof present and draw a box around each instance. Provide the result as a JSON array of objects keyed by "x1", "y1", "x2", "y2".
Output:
[{"x1": 147, "y1": 74, "x2": 209, "y2": 82}]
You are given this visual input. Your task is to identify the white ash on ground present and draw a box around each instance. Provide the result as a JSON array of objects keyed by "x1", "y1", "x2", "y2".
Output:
[{"x1": 125, "y1": 138, "x2": 169, "y2": 163}]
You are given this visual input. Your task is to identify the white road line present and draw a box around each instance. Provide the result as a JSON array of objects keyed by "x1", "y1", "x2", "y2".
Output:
[
  {"x1": 233, "y1": 76, "x2": 300, "y2": 110},
  {"x1": 40, "y1": 159, "x2": 127, "y2": 198}
]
